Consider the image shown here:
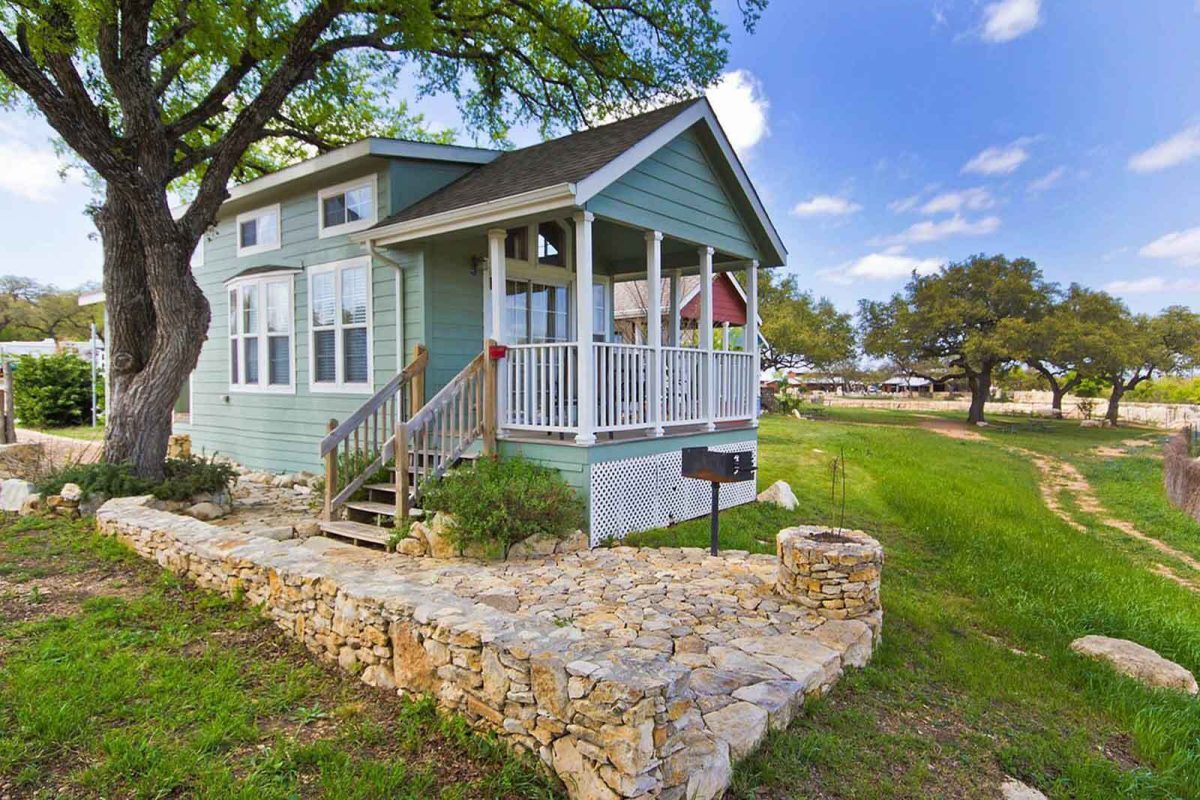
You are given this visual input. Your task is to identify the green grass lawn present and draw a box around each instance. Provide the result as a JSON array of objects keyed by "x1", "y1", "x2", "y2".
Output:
[
  {"x1": 0, "y1": 516, "x2": 559, "y2": 799},
  {"x1": 25, "y1": 424, "x2": 105, "y2": 441},
  {"x1": 629, "y1": 411, "x2": 1200, "y2": 799}
]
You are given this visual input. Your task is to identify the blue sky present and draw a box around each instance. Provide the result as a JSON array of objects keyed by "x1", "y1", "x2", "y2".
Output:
[{"x1": 1, "y1": 0, "x2": 1198, "y2": 315}]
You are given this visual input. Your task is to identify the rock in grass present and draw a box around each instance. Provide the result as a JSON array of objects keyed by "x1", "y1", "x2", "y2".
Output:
[
  {"x1": 1000, "y1": 777, "x2": 1047, "y2": 799},
  {"x1": 60, "y1": 482, "x2": 83, "y2": 503},
  {"x1": 756, "y1": 480, "x2": 798, "y2": 510},
  {"x1": 186, "y1": 501, "x2": 226, "y2": 521},
  {"x1": 1069, "y1": 635, "x2": 1198, "y2": 695},
  {"x1": 0, "y1": 478, "x2": 36, "y2": 512}
]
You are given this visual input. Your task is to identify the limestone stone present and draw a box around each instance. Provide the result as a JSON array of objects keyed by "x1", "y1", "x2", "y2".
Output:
[
  {"x1": 60, "y1": 482, "x2": 83, "y2": 503},
  {"x1": 731, "y1": 680, "x2": 802, "y2": 730},
  {"x1": 186, "y1": 501, "x2": 226, "y2": 521},
  {"x1": 395, "y1": 537, "x2": 427, "y2": 557},
  {"x1": 1000, "y1": 777, "x2": 1048, "y2": 800},
  {"x1": 0, "y1": 478, "x2": 36, "y2": 512},
  {"x1": 18, "y1": 492, "x2": 41, "y2": 516},
  {"x1": 481, "y1": 648, "x2": 510, "y2": 705},
  {"x1": 552, "y1": 737, "x2": 620, "y2": 800},
  {"x1": 756, "y1": 480, "x2": 798, "y2": 510},
  {"x1": 253, "y1": 525, "x2": 295, "y2": 541},
  {"x1": 427, "y1": 513, "x2": 459, "y2": 559},
  {"x1": 391, "y1": 621, "x2": 438, "y2": 693},
  {"x1": 557, "y1": 529, "x2": 590, "y2": 553},
  {"x1": 294, "y1": 519, "x2": 322, "y2": 537},
  {"x1": 702, "y1": 701, "x2": 768, "y2": 761},
  {"x1": 531, "y1": 654, "x2": 571, "y2": 721},
  {"x1": 478, "y1": 586, "x2": 520, "y2": 613},
  {"x1": 1070, "y1": 635, "x2": 1199, "y2": 694}
]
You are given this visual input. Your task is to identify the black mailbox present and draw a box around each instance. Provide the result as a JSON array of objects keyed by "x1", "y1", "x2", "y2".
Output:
[
  {"x1": 682, "y1": 447, "x2": 756, "y2": 483},
  {"x1": 681, "y1": 447, "x2": 757, "y2": 555}
]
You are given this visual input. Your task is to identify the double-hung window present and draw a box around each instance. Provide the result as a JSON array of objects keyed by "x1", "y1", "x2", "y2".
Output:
[
  {"x1": 227, "y1": 272, "x2": 295, "y2": 392},
  {"x1": 318, "y1": 178, "x2": 376, "y2": 237},
  {"x1": 236, "y1": 204, "x2": 281, "y2": 256},
  {"x1": 309, "y1": 258, "x2": 372, "y2": 392}
]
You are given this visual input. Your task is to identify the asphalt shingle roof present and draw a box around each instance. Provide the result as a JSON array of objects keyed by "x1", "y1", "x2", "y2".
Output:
[{"x1": 374, "y1": 98, "x2": 703, "y2": 227}]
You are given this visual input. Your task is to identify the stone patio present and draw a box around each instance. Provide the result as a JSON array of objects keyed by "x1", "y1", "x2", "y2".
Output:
[{"x1": 96, "y1": 497, "x2": 881, "y2": 800}]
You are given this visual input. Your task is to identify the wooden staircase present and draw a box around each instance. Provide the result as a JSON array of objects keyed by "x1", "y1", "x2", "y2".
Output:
[{"x1": 318, "y1": 344, "x2": 496, "y2": 547}]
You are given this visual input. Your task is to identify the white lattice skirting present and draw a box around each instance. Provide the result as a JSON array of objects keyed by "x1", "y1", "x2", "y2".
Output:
[{"x1": 588, "y1": 440, "x2": 758, "y2": 544}]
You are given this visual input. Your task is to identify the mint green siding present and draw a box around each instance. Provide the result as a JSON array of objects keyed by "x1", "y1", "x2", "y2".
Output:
[
  {"x1": 586, "y1": 127, "x2": 763, "y2": 261},
  {"x1": 423, "y1": 238, "x2": 485, "y2": 391}
]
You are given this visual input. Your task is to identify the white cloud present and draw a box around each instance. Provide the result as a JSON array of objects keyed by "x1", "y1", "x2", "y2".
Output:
[
  {"x1": 1128, "y1": 125, "x2": 1200, "y2": 173},
  {"x1": 0, "y1": 137, "x2": 68, "y2": 202},
  {"x1": 875, "y1": 214, "x2": 1002, "y2": 246},
  {"x1": 919, "y1": 187, "x2": 994, "y2": 214},
  {"x1": 1027, "y1": 166, "x2": 1066, "y2": 193},
  {"x1": 1105, "y1": 276, "x2": 1200, "y2": 294},
  {"x1": 819, "y1": 247, "x2": 944, "y2": 284},
  {"x1": 706, "y1": 70, "x2": 769, "y2": 155},
  {"x1": 889, "y1": 194, "x2": 923, "y2": 214},
  {"x1": 790, "y1": 195, "x2": 862, "y2": 218},
  {"x1": 1139, "y1": 226, "x2": 1200, "y2": 267},
  {"x1": 962, "y1": 139, "x2": 1032, "y2": 175},
  {"x1": 980, "y1": 0, "x2": 1042, "y2": 43}
]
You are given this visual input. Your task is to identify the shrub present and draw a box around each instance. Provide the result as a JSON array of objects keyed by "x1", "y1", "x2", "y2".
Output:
[
  {"x1": 37, "y1": 454, "x2": 236, "y2": 502},
  {"x1": 421, "y1": 457, "x2": 584, "y2": 557},
  {"x1": 12, "y1": 351, "x2": 102, "y2": 428}
]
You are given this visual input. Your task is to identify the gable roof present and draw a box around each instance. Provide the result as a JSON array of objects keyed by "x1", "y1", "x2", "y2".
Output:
[
  {"x1": 358, "y1": 99, "x2": 786, "y2": 266},
  {"x1": 379, "y1": 99, "x2": 702, "y2": 226}
]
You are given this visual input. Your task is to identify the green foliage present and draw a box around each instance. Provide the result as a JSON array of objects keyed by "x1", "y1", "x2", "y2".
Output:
[
  {"x1": 1129, "y1": 376, "x2": 1200, "y2": 404},
  {"x1": 422, "y1": 457, "x2": 584, "y2": 556},
  {"x1": 758, "y1": 270, "x2": 855, "y2": 371},
  {"x1": 37, "y1": 455, "x2": 235, "y2": 502},
  {"x1": 12, "y1": 351, "x2": 101, "y2": 428},
  {"x1": 0, "y1": 276, "x2": 101, "y2": 342}
]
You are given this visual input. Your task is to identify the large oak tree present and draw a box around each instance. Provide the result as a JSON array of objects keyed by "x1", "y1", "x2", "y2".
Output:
[
  {"x1": 0, "y1": 0, "x2": 766, "y2": 477},
  {"x1": 757, "y1": 270, "x2": 855, "y2": 373},
  {"x1": 859, "y1": 254, "x2": 1054, "y2": 424},
  {"x1": 1099, "y1": 305, "x2": 1200, "y2": 426}
]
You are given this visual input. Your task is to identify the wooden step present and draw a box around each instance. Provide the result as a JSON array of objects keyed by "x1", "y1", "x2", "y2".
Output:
[
  {"x1": 344, "y1": 499, "x2": 401, "y2": 517},
  {"x1": 318, "y1": 520, "x2": 391, "y2": 547},
  {"x1": 364, "y1": 482, "x2": 398, "y2": 494}
]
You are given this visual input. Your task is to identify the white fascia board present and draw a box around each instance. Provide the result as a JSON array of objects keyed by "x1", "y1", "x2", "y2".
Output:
[
  {"x1": 574, "y1": 99, "x2": 787, "y2": 268},
  {"x1": 354, "y1": 183, "x2": 577, "y2": 247},
  {"x1": 222, "y1": 139, "x2": 500, "y2": 207}
]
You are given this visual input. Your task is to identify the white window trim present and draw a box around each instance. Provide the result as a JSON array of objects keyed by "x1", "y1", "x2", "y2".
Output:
[
  {"x1": 318, "y1": 177, "x2": 378, "y2": 238},
  {"x1": 307, "y1": 256, "x2": 374, "y2": 395},
  {"x1": 236, "y1": 203, "x2": 282, "y2": 257},
  {"x1": 190, "y1": 236, "x2": 205, "y2": 269},
  {"x1": 227, "y1": 271, "x2": 297, "y2": 394}
]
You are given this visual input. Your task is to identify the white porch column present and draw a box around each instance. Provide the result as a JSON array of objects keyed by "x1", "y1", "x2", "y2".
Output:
[
  {"x1": 668, "y1": 268, "x2": 682, "y2": 347},
  {"x1": 487, "y1": 228, "x2": 507, "y2": 344},
  {"x1": 722, "y1": 321, "x2": 730, "y2": 351},
  {"x1": 645, "y1": 231, "x2": 663, "y2": 436},
  {"x1": 574, "y1": 211, "x2": 596, "y2": 444},
  {"x1": 747, "y1": 260, "x2": 759, "y2": 427},
  {"x1": 700, "y1": 247, "x2": 715, "y2": 431}
]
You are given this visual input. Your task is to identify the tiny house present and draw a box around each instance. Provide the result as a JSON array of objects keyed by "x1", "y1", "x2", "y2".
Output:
[{"x1": 180, "y1": 98, "x2": 787, "y2": 543}]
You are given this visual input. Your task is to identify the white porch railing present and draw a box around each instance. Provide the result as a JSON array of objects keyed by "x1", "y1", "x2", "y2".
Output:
[
  {"x1": 714, "y1": 351, "x2": 756, "y2": 422},
  {"x1": 594, "y1": 342, "x2": 653, "y2": 432},
  {"x1": 503, "y1": 342, "x2": 578, "y2": 432},
  {"x1": 660, "y1": 346, "x2": 705, "y2": 427},
  {"x1": 500, "y1": 341, "x2": 755, "y2": 437}
]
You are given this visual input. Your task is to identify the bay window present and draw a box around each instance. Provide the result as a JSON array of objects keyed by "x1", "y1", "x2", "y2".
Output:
[
  {"x1": 227, "y1": 271, "x2": 295, "y2": 392},
  {"x1": 309, "y1": 258, "x2": 372, "y2": 392}
]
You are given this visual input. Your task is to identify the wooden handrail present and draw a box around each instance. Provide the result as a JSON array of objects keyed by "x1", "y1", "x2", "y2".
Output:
[{"x1": 320, "y1": 344, "x2": 427, "y2": 457}]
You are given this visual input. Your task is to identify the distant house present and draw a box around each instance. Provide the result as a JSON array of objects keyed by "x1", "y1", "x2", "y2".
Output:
[
  {"x1": 0, "y1": 337, "x2": 104, "y2": 366},
  {"x1": 880, "y1": 375, "x2": 963, "y2": 394},
  {"x1": 612, "y1": 272, "x2": 766, "y2": 351}
]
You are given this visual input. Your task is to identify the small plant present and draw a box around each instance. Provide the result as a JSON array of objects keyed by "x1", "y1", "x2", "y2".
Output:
[
  {"x1": 422, "y1": 457, "x2": 584, "y2": 558},
  {"x1": 293, "y1": 704, "x2": 328, "y2": 725},
  {"x1": 828, "y1": 446, "x2": 847, "y2": 534},
  {"x1": 37, "y1": 453, "x2": 236, "y2": 502},
  {"x1": 385, "y1": 520, "x2": 412, "y2": 553},
  {"x1": 1075, "y1": 397, "x2": 1098, "y2": 420}
]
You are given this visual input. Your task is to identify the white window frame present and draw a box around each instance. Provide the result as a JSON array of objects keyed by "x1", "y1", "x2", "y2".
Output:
[
  {"x1": 318, "y1": 177, "x2": 377, "y2": 238},
  {"x1": 190, "y1": 236, "x2": 205, "y2": 269},
  {"x1": 236, "y1": 203, "x2": 282, "y2": 257},
  {"x1": 308, "y1": 256, "x2": 374, "y2": 395},
  {"x1": 226, "y1": 271, "x2": 296, "y2": 394}
]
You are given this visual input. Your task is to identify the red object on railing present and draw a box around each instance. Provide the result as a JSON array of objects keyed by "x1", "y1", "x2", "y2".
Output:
[{"x1": 488, "y1": 344, "x2": 508, "y2": 360}]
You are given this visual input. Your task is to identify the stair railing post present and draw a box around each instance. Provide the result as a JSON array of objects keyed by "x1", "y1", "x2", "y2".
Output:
[
  {"x1": 409, "y1": 343, "x2": 426, "y2": 418},
  {"x1": 394, "y1": 421, "x2": 410, "y2": 521},
  {"x1": 323, "y1": 418, "x2": 338, "y2": 521},
  {"x1": 483, "y1": 339, "x2": 498, "y2": 456}
]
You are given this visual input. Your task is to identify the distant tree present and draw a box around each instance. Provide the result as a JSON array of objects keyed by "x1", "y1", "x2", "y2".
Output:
[
  {"x1": 859, "y1": 254, "x2": 1055, "y2": 424},
  {"x1": 1100, "y1": 306, "x2": 1200, "y2": 426},
  {"x1": 0, "y1": 0, "x2": 766, "y2": 477},
  {"x1": 1022, "y1": 285, "x2": 1129, "y2": 417},
  {"x1": 758, "y1": 271, "x2": 855, "y2": 372},
  {"x1": 0, "y1": 276, "x2": 102, "y2": 341}
]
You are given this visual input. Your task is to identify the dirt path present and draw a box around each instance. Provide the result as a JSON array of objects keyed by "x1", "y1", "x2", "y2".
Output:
[
  {"x1": 916, "y1": 421, "x2": 1200, "y2": 590},
  {"x1": 16, "y1": 428, "x2": 103, "y2": 469}
]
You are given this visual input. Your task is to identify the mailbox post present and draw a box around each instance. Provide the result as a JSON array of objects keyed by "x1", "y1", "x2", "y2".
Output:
[{"x1": 681, "y1": 447, "x2": 756, "y2": 555}]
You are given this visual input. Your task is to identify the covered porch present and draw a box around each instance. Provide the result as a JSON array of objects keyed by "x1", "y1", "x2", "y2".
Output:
[{"x1": 483, "y1": 212, "x2": 761, "y2": 444}]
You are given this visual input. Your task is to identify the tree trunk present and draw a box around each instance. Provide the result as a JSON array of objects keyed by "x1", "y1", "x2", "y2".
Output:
[
  {"x1": 966, "y1": 367, "x2": 991, "y2": 424},
  {"x1": 98, "y1": 189, "x2": 210, "y2": 479},
  {"x1": 1049, "y1": 382, "x2": 1065, "y2": 418},
  {"x1": 1105, "y1": 382, "x2": 1124, "y2": 427}
]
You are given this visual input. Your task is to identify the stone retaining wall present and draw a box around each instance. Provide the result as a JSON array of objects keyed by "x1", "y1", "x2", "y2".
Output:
[
  {"x1": 1164, "y1": 430, "x2": 1200, "y2": 523},
  {"x1": 825, "y1": 395, "x2": 1199, "y2": 429},
  {"x1": 776, "y1": 526, "x2": 883, "y2": 620},
  {"x1": 95, "y1": 497, "x2": 739, "y2": 799}
]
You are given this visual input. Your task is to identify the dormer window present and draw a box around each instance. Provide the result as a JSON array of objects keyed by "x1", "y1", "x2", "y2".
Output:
[
  {"x1": 236, "y1": 204, "x2": 281, "y2": 256},
  {"x1": 504, "y1": 227, "x2": 528, "y2": 261},
  {"x1": 319, "y1": 178, "x2": 376, "y2": 237},
  {"x1": 537, "y1": 222, "x2": 565, "y2": 267}
]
